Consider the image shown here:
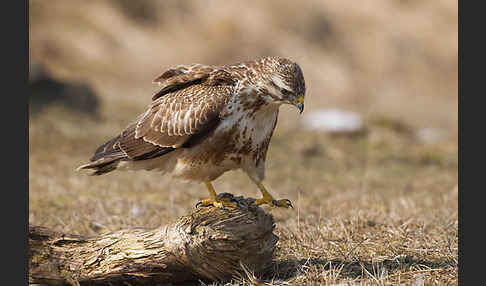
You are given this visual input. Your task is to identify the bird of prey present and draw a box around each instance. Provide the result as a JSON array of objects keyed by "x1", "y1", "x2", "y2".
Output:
[{"x1": 77, "y1": 56, "x2": 306, "y2": 209}]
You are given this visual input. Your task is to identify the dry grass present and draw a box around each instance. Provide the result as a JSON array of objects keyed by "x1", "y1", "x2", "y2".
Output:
[{"x1": 29, "y1": 1, "x2": 457, "y2": 285}]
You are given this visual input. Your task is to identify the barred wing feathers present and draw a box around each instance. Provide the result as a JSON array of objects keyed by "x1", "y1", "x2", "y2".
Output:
[
  {"x1": 77, "y1": 67, "x2": 236, "y2": 175},
  {"x1": 135, "y1": 84, "x2": 232, "y2": 148}
]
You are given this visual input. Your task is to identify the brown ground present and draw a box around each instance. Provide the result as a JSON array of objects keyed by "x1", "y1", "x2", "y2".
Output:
[{"x1": 29, "y1": 1, "x2": 457, "y2": 285}]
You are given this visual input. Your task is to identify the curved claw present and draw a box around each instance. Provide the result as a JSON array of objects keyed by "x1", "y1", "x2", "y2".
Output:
[
  {"x1": 274, "y1": 199, "x2": 293, "y2": 209},
  {"x1": 282, "y1": 199, "x2": 293, "y2": 209},
  {"x1": 195, "y1": 195, "x2": 239, "y2": 209},
  {"x1": 256, "y1": 198, "x2": 293, "y2": 209}
]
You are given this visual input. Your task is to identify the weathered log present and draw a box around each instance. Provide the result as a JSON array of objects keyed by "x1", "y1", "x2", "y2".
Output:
[{"x1": 29, "y1": 195, "x2": 278, "y2": 285}]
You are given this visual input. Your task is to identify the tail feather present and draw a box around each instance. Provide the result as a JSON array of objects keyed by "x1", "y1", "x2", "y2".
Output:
[
  {"x1": 76, "y1": 157, "x2": 121, "y2": 176},
  {"x1": 77, "y1": 122, "x2": 175, "y2": 176},
  {"x1": 77, "y1": 133, "x2": 126, "y2": 175},
  {"x1": 90, "y1": 134, "x2": 125, "y2": 162}
]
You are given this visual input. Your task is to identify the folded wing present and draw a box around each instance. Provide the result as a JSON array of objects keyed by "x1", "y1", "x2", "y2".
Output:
[{"x1": 77, "y1": 66, "x2": 236, "y2": 175}]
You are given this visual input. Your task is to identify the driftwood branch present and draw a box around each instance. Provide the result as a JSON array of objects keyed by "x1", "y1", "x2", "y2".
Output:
[{"x1": 29, "y1": 195, "x2": 278, "y2": 285}]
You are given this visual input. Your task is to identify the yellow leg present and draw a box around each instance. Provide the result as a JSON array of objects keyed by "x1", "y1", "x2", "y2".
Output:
[
  {"x1": 205, "y1": 181, "x2": 218, "y2": 199},
  {"x1": 254, "y1": 182, "x2": 293, "y2": 208},
  {"x1": 196, "y1": 181, "x2": 238, "y2": 209}
]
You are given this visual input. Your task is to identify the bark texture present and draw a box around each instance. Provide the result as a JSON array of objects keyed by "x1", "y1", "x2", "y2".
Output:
[{"x1": 29, "y1": 195, "x2": 278, "y2": 285}]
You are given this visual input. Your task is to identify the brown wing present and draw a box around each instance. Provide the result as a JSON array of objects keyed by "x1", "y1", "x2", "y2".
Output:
[
  {"x1": 151, "y1": 64, "x2": 235, "y2": 100},
  {"x1": 78, "y1": 67, "x2": 237, "y2": 174},
  {"x1": 134, "y1": 83, "x2": 234, "y2": 148}
]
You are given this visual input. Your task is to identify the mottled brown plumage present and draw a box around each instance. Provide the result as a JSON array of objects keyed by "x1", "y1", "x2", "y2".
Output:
[{"x1": 78, "y1": 56, "x2": 306, "y2": 208}]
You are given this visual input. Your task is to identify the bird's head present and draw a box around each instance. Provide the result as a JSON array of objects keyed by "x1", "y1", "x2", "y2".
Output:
[{"x1": 264, "y1": 57, "x2": 306, "y2": 113}]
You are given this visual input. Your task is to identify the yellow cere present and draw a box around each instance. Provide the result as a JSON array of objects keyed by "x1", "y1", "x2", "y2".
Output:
[{"x1": 297, "y1": 96, "x2": 304, "y2": 104}]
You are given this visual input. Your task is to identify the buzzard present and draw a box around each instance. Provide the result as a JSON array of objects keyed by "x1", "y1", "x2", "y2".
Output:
[{"x1": 77, "y1": 56, "x2": 306, "y2": 209}]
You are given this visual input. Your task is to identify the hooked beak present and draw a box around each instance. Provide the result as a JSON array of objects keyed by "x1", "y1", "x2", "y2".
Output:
[
  {"x1": 295, "y1": 96, "x2": 304, "y2": 114},
  {"x1": 297, "y1": 102, "x2": 304, "y2": 114}
]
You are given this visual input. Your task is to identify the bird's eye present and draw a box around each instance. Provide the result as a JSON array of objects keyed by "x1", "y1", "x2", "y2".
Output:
[{"x1": 281, "y1": 89, "x2": 292, "y2": 96}]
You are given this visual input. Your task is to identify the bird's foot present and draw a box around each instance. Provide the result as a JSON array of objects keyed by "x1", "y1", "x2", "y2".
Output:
[
  {"x1": 254, "y1": 196, "x2": 293, "y2": 209},
  {"x1": 195, "y1": 192, "x2": 239, "y2": 209}
]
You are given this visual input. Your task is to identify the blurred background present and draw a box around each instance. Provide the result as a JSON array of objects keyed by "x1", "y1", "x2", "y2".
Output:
[{"x1": 29, "y1": 0, "x2": 457, "y2": 234}]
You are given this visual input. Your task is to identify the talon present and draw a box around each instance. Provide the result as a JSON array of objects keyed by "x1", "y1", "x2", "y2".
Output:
[
  {"x1": 255, "y1": 197, "x2": 293, "y2": 209},
  {"x1": 254, "y1": 182, "x2": 292, "y2": 209},
  {"x1": 198, "y1": 181, "x2": 238, "y2": 209},
  {"x1": 195, "y1": 197, "x2": 238, "y2": 209},
  {"x1": 274, "y1": 199, "x2": 293, "y2": 209},
  {"x1": 286, "y1": 199, "x2": 294, "y2": 209}
]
